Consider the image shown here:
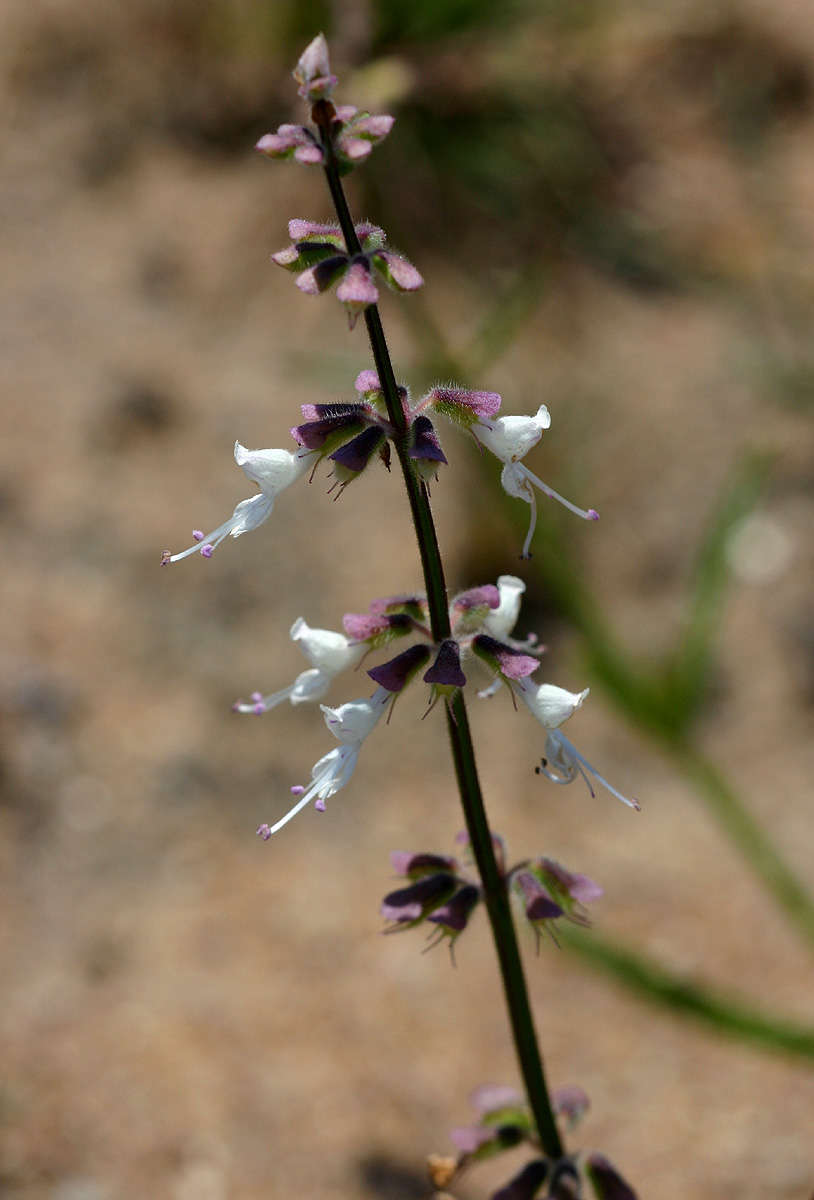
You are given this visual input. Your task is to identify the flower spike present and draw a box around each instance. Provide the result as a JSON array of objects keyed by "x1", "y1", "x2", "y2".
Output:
[{"x1": 162, "y1": 442, "x2": 313, "y2": 564}]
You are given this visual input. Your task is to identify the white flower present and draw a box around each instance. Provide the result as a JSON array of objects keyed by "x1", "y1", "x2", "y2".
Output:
[
  {"x1": 537, "y1": 728, "x2": 640, "y2": 812},
  {"x1": 474, "y1": 406, "x2": 598, "y2": 558},
  {"x1": 483, "y1": 575, "x2": 526, "y2": 641},
  {"x1": 515, "y1": 677, "x2": 639, "y2": 810},
  {"x1": 163, "y1": 442, "x2": 313, "y2": 564},
  {"x1": 475, "y1": 406, "x2": 551, "y2": 461},
  {"x1": 256, "y1": 687, "x2": 390, "y2": 838},
  {"x1": 515, "y1": 678, "x2": 589, "y2": 728},
  {"x1": 234, "y1": 617, "x2": 366, "y2": 714},
  {"x1": 320, "y1": 692, "x2": 387, "y2": 742}
]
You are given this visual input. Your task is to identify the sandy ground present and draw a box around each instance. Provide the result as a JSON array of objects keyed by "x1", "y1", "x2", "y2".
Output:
[{"x1": 1, "y1": 3, "x2": 813, "y2": 1198}]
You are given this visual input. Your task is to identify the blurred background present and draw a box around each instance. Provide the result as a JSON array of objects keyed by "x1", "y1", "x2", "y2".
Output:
[{"x1": 1, "y1": 0, "x2": 813, "y2": 1197}]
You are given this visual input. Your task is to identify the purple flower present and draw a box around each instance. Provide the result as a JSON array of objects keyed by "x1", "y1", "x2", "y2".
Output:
[
  {"x1": 272, "y1": 220, "x2": 422, "y2": 327},
  {"x1": 255, "y1": 93, "x2": 393, "y2": 170},
  {"x1": 367, "y1": 644, "x2": 432, "y2": 693},
  {"x1": 256, "y1": 124, "x2": 324, "y2": 165},
  {"x1": 408, "y1": 414, "x2": 447, "y2": 479},
  {"x1": 426, "y1": 883, "x2": 481, "y2": 946},
  {"x1": 381, "y1": 872, "x2": 458, "y2": 928},
  {"x1": 472, "y1": 634, "x2": 540, "y2": 682},
  {"x1": 514, "y1": 871, "x2": 565, "y2": 928},
  {"x1": 424, "y1": 639, "x2": 467, "y2": 690}
]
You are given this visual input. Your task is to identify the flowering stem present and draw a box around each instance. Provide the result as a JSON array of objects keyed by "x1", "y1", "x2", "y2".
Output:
[{"x1": 318, "y1": 129, "x2": 564, "y2": 1161}]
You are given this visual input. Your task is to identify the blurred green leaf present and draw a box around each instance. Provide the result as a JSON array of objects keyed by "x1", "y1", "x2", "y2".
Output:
[{"x1": 562, "y1": 927, "x2": 814, "y2": 1059}]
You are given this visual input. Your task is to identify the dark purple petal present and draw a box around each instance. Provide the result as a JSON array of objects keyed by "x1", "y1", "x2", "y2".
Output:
[
  {"x1": 390, "y1": 851, "x2": 458, "y2": 877},
  {"x1": 301, "y1": 402, "x2": 368, "y2": 420},
  {"x1": 491, "y1": 1160, "x2": 548, "y2": 1200},
  {"x1": 367, "y1": 643, "x2": 432, "y2": 692},
  {"x1": 329, "y1": 425, "x2": 385, "y2": 475},
  {"x1": 424, "y1": 639, "x2": 466, "y2": 688},
  {"x1": 526, "y1": 894, "x2": 564, "y2": 922},
  {"x1": 585, "y1": 1154, "x2": 638, "y2": 1200},
  {"x1": 472, "y1": 634, "x2": 540, "y2": 680},
  {"x1": 515, "y1": 872, "x2": 563, "y2": 922},
  {"x1": 381, "y1": 871, "x2": 457, "y2": 923},
  {"x1": 427, "y1": 883, "x2": 480, "y2": 933},
  {"x1": 312, "y1": 254, "x2": 351, "y2": 291},
  {"x1": 408, "y1": 414, "x2": 447, "y2": 464},
  {"x1": 291, "y1": 407, "x2": 368, "y2": 449}
]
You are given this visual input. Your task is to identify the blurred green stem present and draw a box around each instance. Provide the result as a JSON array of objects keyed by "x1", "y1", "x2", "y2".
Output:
[
  {"x1": 563, "y1": 928, "x2": 814, "y2": 1059},
  {"x1": 674, "y1": 743, "x2": 814, "y2": 945}
]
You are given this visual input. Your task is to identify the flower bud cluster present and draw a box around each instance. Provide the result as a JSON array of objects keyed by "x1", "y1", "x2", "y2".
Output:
[
  {"x1": 272, "y1": 220, "x2": 423, "y2": 328},
  {"x1": 440, "y1": 1083, "x2": 617, "y2": 1199},
  {"x1": 436, "y1": 1084, "x2": 636, "y2": 1199},
  {"x1": 257, "y1": 34, "x2": 394, "y2": 172},
  {"x1": 379, "y1": 834, "x2": 601, "y2": 956}
]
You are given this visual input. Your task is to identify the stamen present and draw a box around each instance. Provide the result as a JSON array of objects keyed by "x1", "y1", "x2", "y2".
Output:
[
  {"x1": 477, "y1": 678, "x2": 504, "y2": 700},
  {"x1": 232, "y1": 683, "x2": 295, "y2": 714},
  {"x1": 549, "y1": 731, "x2": 640, "y2": 811},
  {"x1": 192, "y1": 530, "x2": 204, "y2": 541},
  {"x1": 522, "y1": 465, "x2": 599, "y2": 522},
  {"x1": 521, "y1": 484, "x2": 537, "y2": 560}
]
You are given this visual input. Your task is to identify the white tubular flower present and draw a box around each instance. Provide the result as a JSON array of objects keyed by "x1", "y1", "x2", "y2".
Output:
[
  {"x1": 516, "y1": 678, "x2": 639, "y2": 811},
  {"x1": 475, "y1": 405, "x2": 551, "y2": 460},
  {"x1": 163, "y1": 442, "x2": 313, "y2": 564},
  {"x1": 538, "y1": 729, "x2": 640, "y2": 812},
  {"x1": 257, "y1": 687, "x2": 390, "y2": 838},
  {"x1": 474, "y1": 405, "x2": 598, "y2": 558},
  {"x1": 320, "y1": 685, "x2": 390, "y2": 743},
  {"x1": 234, "y1": 617, "x2": 366, "y2": 714},
  {"x1": 290, "y1": 617, "x2": 366, "y2": 676},
  {"x1": 514, "y1": 678, "x2": 590, "y2": 728},
  {"x1": 483, "y1": 575, "x2": 526, "y2": 640}
]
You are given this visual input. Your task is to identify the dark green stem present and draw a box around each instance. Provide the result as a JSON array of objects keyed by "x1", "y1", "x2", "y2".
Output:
[{"x1": 317, "y1": 121, "x2": 563, "y2": 1160}]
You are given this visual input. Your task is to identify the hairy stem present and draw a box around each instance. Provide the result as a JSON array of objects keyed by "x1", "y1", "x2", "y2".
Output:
[{"x1": 317, "y1": 121, "x2": 563, "y2": 1160}]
